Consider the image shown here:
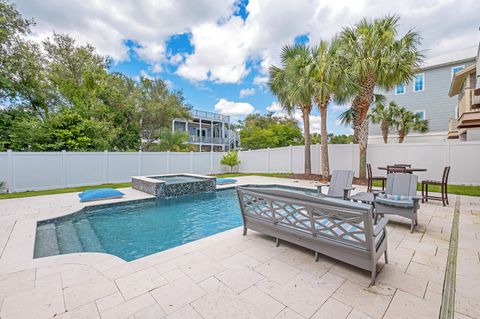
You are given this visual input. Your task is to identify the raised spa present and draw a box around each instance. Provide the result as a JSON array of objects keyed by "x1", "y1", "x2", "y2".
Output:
[{"x1": 132, "y1": 173, "x2": 216, "y2": 198}]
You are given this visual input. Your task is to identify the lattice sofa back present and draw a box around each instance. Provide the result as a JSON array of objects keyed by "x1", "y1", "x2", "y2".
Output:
[{"x1": 236, "y1": 187, "x2": 375, "y2": 251}]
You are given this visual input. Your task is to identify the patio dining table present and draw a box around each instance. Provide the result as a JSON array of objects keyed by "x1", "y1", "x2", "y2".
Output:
[{"x1": 378, "y1": 166, "x2": 427, "y2": 174}]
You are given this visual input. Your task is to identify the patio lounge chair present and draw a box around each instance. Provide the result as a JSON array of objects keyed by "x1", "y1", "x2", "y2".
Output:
[
  {"x1": 317, "y1": 170, "x2": 355, "y2": 199},
  {"x1": 375, "y1": 173, "x2": 421, "y2": 232},
  {"x1": 236, "y1": 186, "x2": 388, "y2": 285}
]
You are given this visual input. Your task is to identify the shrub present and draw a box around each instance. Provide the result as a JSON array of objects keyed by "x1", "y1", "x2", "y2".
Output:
[{"x1": 220, "y1": 151, "x2": 241, "y2": 172}]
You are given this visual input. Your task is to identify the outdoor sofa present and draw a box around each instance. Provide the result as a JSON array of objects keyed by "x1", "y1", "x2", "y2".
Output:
[{"x1": 236, "y1": 186, "x2": 388, "y2": 285}]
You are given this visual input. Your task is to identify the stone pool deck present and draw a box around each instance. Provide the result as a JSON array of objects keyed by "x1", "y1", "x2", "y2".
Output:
[{"x1": 0, "y1": 176, "x2": 479, "y2": 319}]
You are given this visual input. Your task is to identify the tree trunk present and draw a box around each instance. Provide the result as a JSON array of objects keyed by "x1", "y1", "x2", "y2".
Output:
[
  {"x1": 320, "y1": 103, "x2": 330, "y2": 178},
  {"x1": 381, "y1": 121, "x2": 388, "y2": 144},
  {"x1": 302, "y1": 107, "x2": 312, "y2": 176},
  {"x1": 357, "y1": 120, "x2": 369, "y2": 179},
  {"x1": 398, "y1": 130, "x2": 405, "y2": 143},
  {"x1": 353, "y1": 75, "x2": 376, "y2": 179}
]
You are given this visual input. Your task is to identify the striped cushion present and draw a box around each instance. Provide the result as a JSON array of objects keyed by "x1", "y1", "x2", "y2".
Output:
[{"x1": 376, "y1": 193, "x2": 414, "y2": 208}]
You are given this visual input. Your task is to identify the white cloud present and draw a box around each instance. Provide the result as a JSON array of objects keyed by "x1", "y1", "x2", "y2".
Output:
[
  {"x1": 17, "y1": 0, "x2": 480, "y2": 85},
  {"x1": 214, "y1": 98, "x2": 255, "y2": 117},
  {"x1": 239, "y1": 88, "x2": 256, "y2": 98},
  {"x1": 16, "y1": 0, "x2": 236, "y2": 64},
  {"x1": 253, "y1": 75, "x2": 269, "y2": 86}
]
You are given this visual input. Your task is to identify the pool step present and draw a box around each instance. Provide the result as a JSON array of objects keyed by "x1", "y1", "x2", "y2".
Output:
[
  {"x1": 74, "y1": 219, "x2": 105, "y2": 253},
  {"x1": 55, "y1": 221, "x2": 84, "y2": 254},
  {"x1": 34, "y1": 223, "x2": 60, "y2": 258}
]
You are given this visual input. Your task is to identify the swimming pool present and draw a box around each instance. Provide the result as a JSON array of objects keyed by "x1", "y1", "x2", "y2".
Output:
[{"x1": 34, "y1": 185, "x2": 317, "y2": 261}]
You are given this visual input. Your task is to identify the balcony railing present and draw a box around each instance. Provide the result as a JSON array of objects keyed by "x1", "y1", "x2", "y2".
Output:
[
  {"x1": 188, "y1": 136, "x2": 228, "y2": 144},
  {"x1": 190, "y1": 109, "x2": 230, "y2": 122}
]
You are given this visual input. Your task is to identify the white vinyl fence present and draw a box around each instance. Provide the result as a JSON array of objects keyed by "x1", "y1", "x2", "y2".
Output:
[{"x1": 1, "y1": 141, "x2": 480, "y2": 192}]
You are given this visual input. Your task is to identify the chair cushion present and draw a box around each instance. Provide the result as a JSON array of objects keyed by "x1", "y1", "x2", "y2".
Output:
[
  {"x1": 376, "y1": 193, "x2": 414, "y2": 208},
  {"x1": 78, "y1": 188, "x2": 125, "y2": 202}
]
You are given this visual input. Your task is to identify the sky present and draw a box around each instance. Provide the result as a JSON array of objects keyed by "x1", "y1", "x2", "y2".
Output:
[{"x1": 14, "y1": 0, "x2": 480, "y2": 135}]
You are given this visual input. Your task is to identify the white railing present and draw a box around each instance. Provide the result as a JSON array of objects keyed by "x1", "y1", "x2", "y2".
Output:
[{"x1": 1, "y1": 141, "x2": 480, "y2": 192}]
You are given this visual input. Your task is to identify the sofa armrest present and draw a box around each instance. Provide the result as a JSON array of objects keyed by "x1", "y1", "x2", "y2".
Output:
[{"x1": 373, "y1": 217, "x2": 389, "y2": 237}]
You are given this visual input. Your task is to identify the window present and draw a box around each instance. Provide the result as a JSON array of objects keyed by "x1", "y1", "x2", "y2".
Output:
[
  {"x1": 395, "y1": 83, "x2": 405, "y2": 95},
  {"x1": 451, "y1": 65, "x2": 465, "y2": 78},
  {"x1": 414, "y1": 110, "x2": 426, "y2": 120},
  {"x1": 413, "y1": 74, "x2": 424, "y2": 92}
]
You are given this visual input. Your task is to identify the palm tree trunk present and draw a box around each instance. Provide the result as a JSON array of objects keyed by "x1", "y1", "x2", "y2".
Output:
[
  {"x1": 381, "y1": 121, "x2": 388, "y2": 144},
  {"x1": 302, "y1": 107, "x2": 312, "y2": 176},
  {"x1": 398, "y1": 130, "x2": 405, "y2": 143},
  {"x1": 320, "y1": 103, "x2": 330, "y2": 178},
  {"x1": 357, "y1": 119, "x2": 369, "y2": 179}
]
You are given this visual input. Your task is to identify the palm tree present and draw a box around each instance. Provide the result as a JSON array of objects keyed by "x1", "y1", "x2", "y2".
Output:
[
  {"x1": 310, "y1": 39, "x2": 352, "y2": 178},
  {"x1": 393, "y1": 107, "x2": 429, "y2": 143},
  {"x1": 269, "y1": 44, "x2": 316, "y2": 175},
  {"x1": 368, "y1": 97, "x2": 399, "y2": 144},
  {"x1": 338, "y1": 15, "x2": 423, "y2": 178}
]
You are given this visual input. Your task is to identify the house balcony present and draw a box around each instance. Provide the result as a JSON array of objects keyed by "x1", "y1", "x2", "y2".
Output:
[
  {"x1": 447, "y1": 118, "x2": 459, "y2": 139},
  {"x1": 457, "y1": 110, "x2": 480, "y2": 129}
]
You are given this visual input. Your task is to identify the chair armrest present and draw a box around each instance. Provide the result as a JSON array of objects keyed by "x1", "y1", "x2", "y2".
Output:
[
  {"x1": 317, "y1": 184, "x2": 329, "y2": 195},
  {"x1": 343, "y1": 187, "x2": 354, "y2": 200},
  {"x1": 373, "y1": 217, "x2": 389, "y2": 236}
]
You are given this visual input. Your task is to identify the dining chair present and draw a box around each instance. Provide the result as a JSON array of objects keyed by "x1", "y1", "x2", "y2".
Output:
[
  {"x1": 422, "y1": 167, "x2": 451, "y2": 206},
  {"x1": 367, "y1": 163, "x2": 386, "y2": 192},
  {"x1": 386, "y1": 165, "x2": 407, "y2": 174}
]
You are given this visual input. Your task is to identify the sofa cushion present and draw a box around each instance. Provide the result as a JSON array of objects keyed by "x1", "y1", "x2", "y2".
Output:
[{"x1": 376, "y1": 193, "x2": 414, "y2": 208}]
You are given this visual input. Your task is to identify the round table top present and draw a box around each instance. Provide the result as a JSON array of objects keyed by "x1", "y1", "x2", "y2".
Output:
[{"x1": 378, "y1": 166, "x2": 427, "y2": 172}]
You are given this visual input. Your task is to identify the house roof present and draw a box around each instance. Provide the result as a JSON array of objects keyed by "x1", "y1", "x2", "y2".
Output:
[
  {"x1": 423, "y1": 46, "x2": 477, "y2": 70},
  {"x1": 448, "y1": 64, "x2": 476, "y2": 97}
]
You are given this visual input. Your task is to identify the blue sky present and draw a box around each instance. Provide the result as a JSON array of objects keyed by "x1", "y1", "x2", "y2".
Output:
[
  {"x1": 15, "y1": 0, "x2": 479, "y2": 135},
  {"x1": 107, "y1": 0, "x2": 348, "y2": 134}
]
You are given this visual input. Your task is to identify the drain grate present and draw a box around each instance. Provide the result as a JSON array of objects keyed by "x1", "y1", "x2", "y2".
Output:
[{"x1": 439, "y1": 196, "x2": 460, "y2": 319}]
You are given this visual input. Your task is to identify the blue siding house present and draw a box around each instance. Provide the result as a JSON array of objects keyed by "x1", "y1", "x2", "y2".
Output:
[{"x1": 369, "y1": 47, "x2": 477, "y2": 143}]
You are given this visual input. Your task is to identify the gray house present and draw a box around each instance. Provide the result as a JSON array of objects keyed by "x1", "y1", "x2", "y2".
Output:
[
  {"x1": 369, "y1": 47, "x2": 477, "y2": 143},
  {"x1": 172, "y1": 109, "x2": 239, "y2": 152}
]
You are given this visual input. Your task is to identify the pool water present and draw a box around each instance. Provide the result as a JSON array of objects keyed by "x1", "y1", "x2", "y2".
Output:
[
  {"x1": 151, "y1": 175, "x2": 207, "y2": 184},
  {"x1": 34, "y1": 189, "x2": 242, "y2": 261}
]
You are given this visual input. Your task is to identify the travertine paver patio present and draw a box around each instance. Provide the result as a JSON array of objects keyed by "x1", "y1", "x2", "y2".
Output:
[{"x1": 0, "y1": 176, "x2": 478, "y2": 319}]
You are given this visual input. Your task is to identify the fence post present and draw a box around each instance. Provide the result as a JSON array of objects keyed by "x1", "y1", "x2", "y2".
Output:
[
  {"x1": 62, "y1": 150, "x2": 67, "y2": 188},
  {"x1": 166, "y1": 151, "x2": 170, "y2": 174},
  {"x1": 289, "y1": 145, "x2": 293, "y2": 173},
  {"x1": 210, "y1": 150, "x2": 214, "y2": 175},
  {"x1": 103, "y1": 150, "x2": 108, "y2": 183},
  {"x1": 137, "y1": 150, "x2": 142, "y2": 175},
  {"x1": 6, "y1": 150, "x2": 14, "y2": 193},
  {"x1": 267, "y1": 148, "x2": 271, "y2": 173},
  {"x1": 190, "y1": 151, "x2": 194, "y2": 173}
]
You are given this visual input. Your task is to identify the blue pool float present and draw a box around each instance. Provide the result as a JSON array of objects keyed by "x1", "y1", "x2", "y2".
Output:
[
  {"x1": 78, "y1": 188, "x2": 125, "y2": 202},
  {"x1": 216, "y1": 178, "x2": 237, "y2": 185}
]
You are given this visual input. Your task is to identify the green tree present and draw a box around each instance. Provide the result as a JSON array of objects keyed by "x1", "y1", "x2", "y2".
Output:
[
  {"x1": 368, "y1": 96, "x2": 399, "y2": 144},
  {"x1": 146, "y1": 128, "x2": 194, "y2": 152},
  {"x1": 339, "y1": 15, "x2": 423, "y2": 178},
  {"x1": 393, "y1": 107, "x2": 429, "y2": 143},
  {"x1": 269, "y1": 44, "x2": 316, "y2": 175},
  {"x1": 311, "y1": 39, "x2": 353, "y2": 177},
  {"x1": 138, "y1": 78, "x2": 191, "y2": 148},
  {"x1": 329, "y1": 134, "x2": 354, "y2": 144},
  {"x1": 221, "y1": 151, "x2": 241, "y2": 172},
  {"x1": 238, "y1": 114, "x2": 302, "y2": 150},
  {"x1": 0, "y1": 0, "x2": 34, "y2": 100}
]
